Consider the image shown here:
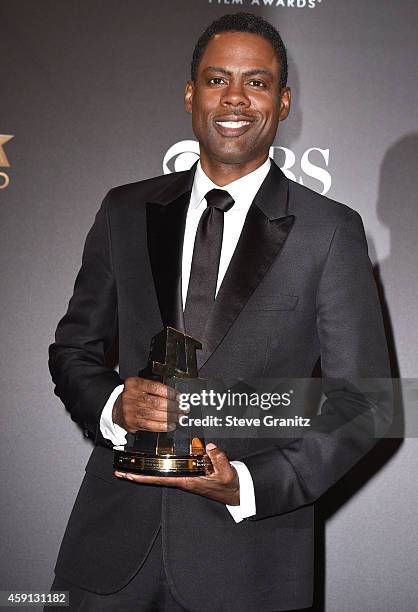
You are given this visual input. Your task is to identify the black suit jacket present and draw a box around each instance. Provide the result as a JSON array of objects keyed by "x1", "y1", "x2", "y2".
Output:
[{"x1": 49, "y1": 161, "x2": 392, "y2": 611}]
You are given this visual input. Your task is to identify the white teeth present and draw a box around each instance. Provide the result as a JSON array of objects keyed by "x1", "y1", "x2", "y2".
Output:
[{"x1": 216, "y1": 121, "x2": 251, "y2": 128}]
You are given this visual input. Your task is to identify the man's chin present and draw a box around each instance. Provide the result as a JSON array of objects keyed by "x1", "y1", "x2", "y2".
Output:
[{"x1": 209, "y1": 148, "x2": 261, "y2": 167}]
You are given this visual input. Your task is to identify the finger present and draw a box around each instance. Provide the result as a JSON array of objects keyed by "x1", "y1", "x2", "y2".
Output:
[
  {"x1": 114, "y1": 471, "x2": 162, "y2": 482},
  {"x1": 135, "y1": 394, "x2": 180, "y2": 414},
  {"x1": 205, "y1": 443, "x2": 232, "y2": 475},
  {"x1": 135, "y1": 405, "x2": 180, "y2": 423},
  {"x1": 122, "y1": 421, "x2": 176, "y2": 434},
  {"x1": 122, "y1": 400, "x2": 177, "y2": 421},
  {"x1": 136, "y1": 378, "x2": 180, "y2": 401},
  {"x1": 144, "y1": 398, "x2": 183, "y2": 416},
  {"x1": 114, "y1": 472, "x2": 188, "y2": 486},
  {"x1": 134, "y1": 418, "x2": 177, "y2": 432},
  {"x1": 124, "y1": 377, "x2": 180, "y2": 402}
]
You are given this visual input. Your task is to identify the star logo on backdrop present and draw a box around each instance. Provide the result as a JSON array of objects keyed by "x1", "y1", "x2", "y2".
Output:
[{"x1": 0, "y1": 134, "x2": 14, "y2": 167}]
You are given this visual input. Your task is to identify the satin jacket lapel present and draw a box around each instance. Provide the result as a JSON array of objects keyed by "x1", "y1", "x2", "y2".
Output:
[
  {"x1": 198, "y1": 163, "x2": 295, "y2": 369},
  {"x1": 146, "y1": 165, "x2": 197, "y2": 332}
]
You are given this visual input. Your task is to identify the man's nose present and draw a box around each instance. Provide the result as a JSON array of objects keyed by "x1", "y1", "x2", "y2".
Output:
[{"x1": 220, "y1": 81, "x2": 250, "y2": 108}]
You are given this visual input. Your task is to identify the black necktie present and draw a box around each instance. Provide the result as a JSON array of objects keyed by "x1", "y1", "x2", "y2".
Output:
[{"x1": 184, "y1": 189, "x2": 235, "y2": 342}]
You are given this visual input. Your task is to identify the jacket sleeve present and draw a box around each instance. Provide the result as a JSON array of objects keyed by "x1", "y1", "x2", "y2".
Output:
[
  {"x1": 242, "y1": 210, "x2": 393, "y2": 519},
  {"x1": 49, "y1": 191, "x2": 123, "y2": 445}
]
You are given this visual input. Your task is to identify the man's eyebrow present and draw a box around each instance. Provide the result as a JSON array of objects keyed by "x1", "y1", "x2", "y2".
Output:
[{"x1": 203, "y1": 66, "x2": 274, "y2": 79}]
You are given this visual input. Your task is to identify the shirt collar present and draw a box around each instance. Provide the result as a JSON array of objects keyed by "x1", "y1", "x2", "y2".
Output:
[{"x1": 189, "y1": 157, "x2": 271, "y2": 212}]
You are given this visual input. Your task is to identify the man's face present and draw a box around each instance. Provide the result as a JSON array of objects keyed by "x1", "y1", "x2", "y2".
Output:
[{"x1": 184, "y1": 31, "x2": 290, "y2": 170}]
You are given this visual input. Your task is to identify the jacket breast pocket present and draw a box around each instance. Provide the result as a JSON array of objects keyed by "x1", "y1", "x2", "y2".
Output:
[{"x1": 246, "y1": 294, "x2": 299, "y2": 311}]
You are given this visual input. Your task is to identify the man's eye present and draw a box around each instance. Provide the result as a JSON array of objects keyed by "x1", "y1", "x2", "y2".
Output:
[
  {"x1": 208, "y1": 77, "x2": 225, "y2": 85},
  {"x1": 248, "y1": 80, "x2": 266, "y2": 87}
]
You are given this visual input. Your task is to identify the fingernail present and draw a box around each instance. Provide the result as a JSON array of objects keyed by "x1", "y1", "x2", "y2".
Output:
[{"x1": 206, "y1": 443, "x2": 217, "y2": 451}]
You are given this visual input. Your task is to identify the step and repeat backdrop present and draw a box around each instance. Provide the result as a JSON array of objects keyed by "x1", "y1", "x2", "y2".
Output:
[{"x1": 1, "y1": 1, "x2": 417, "y2": 610}]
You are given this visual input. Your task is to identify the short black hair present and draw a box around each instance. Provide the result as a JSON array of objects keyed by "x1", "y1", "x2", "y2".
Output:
[{"x1": 191, "y1": 12, "x2": 288, "y2": 89}]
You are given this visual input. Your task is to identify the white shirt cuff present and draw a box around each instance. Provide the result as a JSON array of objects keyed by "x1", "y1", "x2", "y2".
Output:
[
  {"x1": 99, "y1": 384, "x2": 128, "y2": 447},
  {"x1": 227, "y1": 460, "x2": 256, "y2": 523}
]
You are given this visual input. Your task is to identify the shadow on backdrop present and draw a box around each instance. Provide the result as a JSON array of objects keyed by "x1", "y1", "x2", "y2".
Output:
[{"x1": 310, "y1": 135, "x2": 418, "y2": 610}]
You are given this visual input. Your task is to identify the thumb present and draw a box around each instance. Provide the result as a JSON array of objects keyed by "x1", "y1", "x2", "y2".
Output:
[{"x1": 206, "y1": 443, "x2": 231, "y2": 474}]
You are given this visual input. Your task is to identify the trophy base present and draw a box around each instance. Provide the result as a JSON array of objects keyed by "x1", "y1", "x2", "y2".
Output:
[{"x1": 113, "y1": 449, "x2": 211, "y2": 476}]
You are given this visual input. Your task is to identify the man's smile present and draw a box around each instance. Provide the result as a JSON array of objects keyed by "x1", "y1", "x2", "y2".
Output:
[{"x1": 214, "y1": 116, "x2": 255, "y2": 137}]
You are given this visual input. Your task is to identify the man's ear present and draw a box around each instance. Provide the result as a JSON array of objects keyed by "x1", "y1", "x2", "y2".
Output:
[
  {"x1": 184, "y1": 80, "x2": 194, "y2": 114},
  {"x1": 278, "y1": 87, "x2": 291, "y2": 122}
]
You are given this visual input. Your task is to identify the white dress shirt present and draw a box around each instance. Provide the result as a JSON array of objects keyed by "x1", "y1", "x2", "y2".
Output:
[{"x1": 100, "y1": 157, "x2": 272, "y2": 522}]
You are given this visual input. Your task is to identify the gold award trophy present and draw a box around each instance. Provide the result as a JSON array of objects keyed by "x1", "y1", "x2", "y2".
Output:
[{"x1": 113, "y1": 327, "x2": 211, "y2": 476}]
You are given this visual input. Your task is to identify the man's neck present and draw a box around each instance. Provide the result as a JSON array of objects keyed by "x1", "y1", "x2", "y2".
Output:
[{"x1": 199, "y1": 154, "x2": 269, "y2": 187}]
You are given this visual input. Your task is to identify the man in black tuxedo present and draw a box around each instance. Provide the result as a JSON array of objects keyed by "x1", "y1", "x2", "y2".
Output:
[{"x1": 48, "y1": 12, "x2": 391, "y2": 612}]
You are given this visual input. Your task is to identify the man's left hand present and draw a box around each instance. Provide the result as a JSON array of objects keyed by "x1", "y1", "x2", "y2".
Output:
[{"x1": 114, "y1": 443, "x2": 240, "y2": 506}]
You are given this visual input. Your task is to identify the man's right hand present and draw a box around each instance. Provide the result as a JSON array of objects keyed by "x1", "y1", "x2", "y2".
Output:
[{"x1": 112, "y1": 377, "x2": 184, "y2": 433}]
